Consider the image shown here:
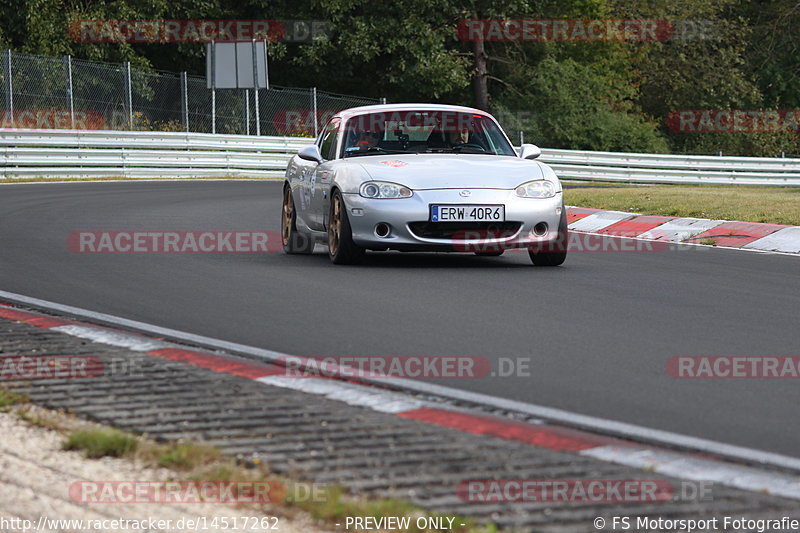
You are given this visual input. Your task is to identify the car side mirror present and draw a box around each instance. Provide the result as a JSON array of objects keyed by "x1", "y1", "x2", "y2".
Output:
[
  {"x1": 519, "y1": 144, "x2": 542, "y2": 160},
  {"x1": 298, "y1": 145, "x2": 324, "y2": 164}
]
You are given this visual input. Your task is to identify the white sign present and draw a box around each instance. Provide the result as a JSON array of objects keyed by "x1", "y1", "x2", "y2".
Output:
[{"x1": 206, "y1": 41, "x2": 269, "y2": 89}]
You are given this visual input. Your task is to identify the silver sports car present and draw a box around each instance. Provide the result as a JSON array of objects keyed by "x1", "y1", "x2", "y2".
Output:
[{"x1": 280, "y1": 104, "x2": 567, "y2": 265}]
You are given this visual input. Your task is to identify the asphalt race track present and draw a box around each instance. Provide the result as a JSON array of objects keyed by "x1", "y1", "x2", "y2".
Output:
[{"x1": 1, "y1": 181, "x2": 798, "y2": 457}]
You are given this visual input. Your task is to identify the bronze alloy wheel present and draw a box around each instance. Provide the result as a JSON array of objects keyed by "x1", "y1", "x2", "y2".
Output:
[
  {"x1": 328, "y1": 192, "x2": 342, "y2": 256},
  {"x1": 327, "y1": 190, "x2": 365, "y2": 264},
  {"x1": 281, "y1": 185, "x2": 315, "y2": 254},
  {"x1": 281, "y1": 186, "x2": 294, "y2": 248}
]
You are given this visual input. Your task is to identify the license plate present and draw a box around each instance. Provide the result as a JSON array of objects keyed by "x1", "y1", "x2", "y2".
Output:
[{"x1": 430, "y1": 204, "x2": 505, "y2": 222}]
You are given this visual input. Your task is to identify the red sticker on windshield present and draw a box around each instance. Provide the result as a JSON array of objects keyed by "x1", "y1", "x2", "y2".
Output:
[{"x1": 379, "y1": 160, "x2": 407, "y2": 167}]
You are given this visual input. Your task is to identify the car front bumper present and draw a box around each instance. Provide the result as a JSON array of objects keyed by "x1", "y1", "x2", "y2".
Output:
[{"x1": 342, "y1": 188, "x2": 565, "y2": 252}]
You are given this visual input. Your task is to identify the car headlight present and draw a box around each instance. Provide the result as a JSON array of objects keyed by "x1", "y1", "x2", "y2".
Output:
[
  {"x1": 360, "y1": 181, "x2": 413, "y2": 199},
  {"x1": 515, "y1": 180, "x2": 558, "y2": 198}
]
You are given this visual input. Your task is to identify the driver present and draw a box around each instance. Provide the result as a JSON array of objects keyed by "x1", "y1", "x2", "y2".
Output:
[
  {"x1": 447, "y1": 126, "x2": 470, "y2": 146},
  {"x1": 352, "y1": 130, "x2": 382, "y2": 151}
]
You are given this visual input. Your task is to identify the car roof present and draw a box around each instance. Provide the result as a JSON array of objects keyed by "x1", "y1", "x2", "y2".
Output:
[{"x1": 334, "y1": 103, "x2": 493, "y2": 121}]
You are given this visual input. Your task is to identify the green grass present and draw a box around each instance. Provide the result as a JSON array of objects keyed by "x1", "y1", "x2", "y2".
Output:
[
  {"x1": 62, "y1": 428, "x2": 138, "y2": 458},
  {"x1": 0, "y1": 387, "x2": 28, "y2": 410},
  {"x1": 153, "y1": 442, "x2": 222, "y2": 470},
  {"x1": 60, "y1": 426, "x2": 503, "y2": 532},
  {"x1": 62, "y1": 429, "x2": 221, "y2": 469},
  {"x1": 565, "y1": 184, "x2": 800, "y2": 225},
  {"x1": 15, "y1": 408, "x2": 65, "y2": 430}
]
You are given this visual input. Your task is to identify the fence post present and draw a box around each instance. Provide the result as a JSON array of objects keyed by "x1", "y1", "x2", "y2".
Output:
[
  {"x1": 245, "y1": 89, "x2": 250, "y2": 135},
  {"x1": 519, "y1": 131, "x2": 523, "y2": 146},
  {"x1": 380, "y1": 97, "x2": 387, "y2": 105},
  {"x1": 312, "y1": 87, "x2": 318, "y2": 138},
  {"x1": 252, "y1": 40, "x2": 260, "y2": 136},
  {"x1": 210, "y1": 40, "x2": 216, "y2": 134},
  {"x1": 65, "y1": 55, "x2": 74, "y2": 129},
  {"x1": 181, "y1": 72, "x2": 189, "y2": 132},
  {"x1": 264, "y1": 39, "x2": 269, "y2": 90},
  {"x1": 5, "y1": 50, "x2": 13, "y2": 126},
  {"x1": 125, "y1": 61, "x2": 133, "y2": 129}
]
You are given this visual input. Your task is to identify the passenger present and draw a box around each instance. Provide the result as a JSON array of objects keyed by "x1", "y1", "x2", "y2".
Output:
[{"x1": 426, "y1": 129, "x2": 448, "y2": 149}]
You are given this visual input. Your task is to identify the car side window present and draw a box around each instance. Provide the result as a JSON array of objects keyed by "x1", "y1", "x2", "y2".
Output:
[{"x1": 318, "y1": 119, "x2": 341, "y2": 160}]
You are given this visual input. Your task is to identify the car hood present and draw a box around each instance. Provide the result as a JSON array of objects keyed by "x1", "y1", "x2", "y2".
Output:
[{"x1": 352, "y1": 153, "x2": 547, "y2": 190}]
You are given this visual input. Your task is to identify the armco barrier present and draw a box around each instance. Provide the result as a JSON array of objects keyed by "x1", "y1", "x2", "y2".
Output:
[
  {"x1": 542, "y1": 148, "x2": 800, "y2": 186},
  {"x1": 1, "y1": 129, "x2": 799, "y2": 184},
  {"x1": 0, "y1": 130, "x2": 312, "y2": 179}
]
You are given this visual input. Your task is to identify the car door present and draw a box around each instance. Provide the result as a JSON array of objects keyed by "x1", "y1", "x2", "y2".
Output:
[
  {"x1": 308, "y1": 118, "x2": 340, "y2": 229},
  {"x1": 290, "y1": 145, "x2": 320, "y2": 229}
]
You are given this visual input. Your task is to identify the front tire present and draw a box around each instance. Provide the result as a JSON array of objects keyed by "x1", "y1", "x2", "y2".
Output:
[
  {"x1": 281, "y1": 185, "x2": 315, "y2": 254},
  {"x1": 530, "y1": 249, "x2": 567, "y2": 266},
  {"x1": 328, "y1": 190, "x2": 365, "y2": 265},
  {"x1": 529, "y1": 211, "x2": 568, "y2": 266}
]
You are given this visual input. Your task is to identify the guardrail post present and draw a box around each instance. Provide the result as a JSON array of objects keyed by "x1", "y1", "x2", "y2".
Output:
[
  {"x1": 125, "y1": 61, "x2": 133, "y2": 129},
  {"x1": 65, "y1": 55, "x2": 74, "y2": 129},
  {"x1": 181, "y1": 72, "x2": 189, "y2": 132},
  {"x1": 5, "y1": 50, "x2": 13, "y2": 126},
  {"x1": 312, "y1": 87, "x2": 318, "y2": 138}
]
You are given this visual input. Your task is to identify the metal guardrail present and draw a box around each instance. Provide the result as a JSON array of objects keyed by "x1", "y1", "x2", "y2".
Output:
[
  {"x1": 540, "y1": 148, "x2": 800, "y2": 186},
  {"x1": 1, "y1": 129, "x2": 799, "y2": 184},
  {"x1": 0, "y1": 130, "x2": 311, "y2": 178}
]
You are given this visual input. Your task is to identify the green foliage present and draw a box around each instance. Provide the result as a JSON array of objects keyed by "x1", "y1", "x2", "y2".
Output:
[
  {"x1": 0, "y1": 0, "x2": 796, "y2": 156},
  {"x1": 499, "y1": 58, "x2": 669, "y2": 152}
]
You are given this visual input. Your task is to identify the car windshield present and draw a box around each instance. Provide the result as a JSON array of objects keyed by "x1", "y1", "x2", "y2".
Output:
[{"x1": 341, "y1": 110, "x2": 517, "y2": 158}]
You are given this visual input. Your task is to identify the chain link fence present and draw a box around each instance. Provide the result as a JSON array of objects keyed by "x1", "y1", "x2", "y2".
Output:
[{"x1": 0, "y1": 50, "x2": 379, "y2": 136}]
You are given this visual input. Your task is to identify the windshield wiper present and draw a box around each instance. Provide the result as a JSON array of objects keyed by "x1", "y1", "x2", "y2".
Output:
[
  {"x1": 424, "y1": 146, "x2": 495, "y2": 155},
  {"x1": 343, "y1": 147, "x2": 412, "y2": 158}
]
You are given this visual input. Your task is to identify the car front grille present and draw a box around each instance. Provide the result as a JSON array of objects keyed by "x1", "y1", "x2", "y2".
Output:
[{"x1": 407, "y1": 222, "x2": 522, "y2": 240}]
